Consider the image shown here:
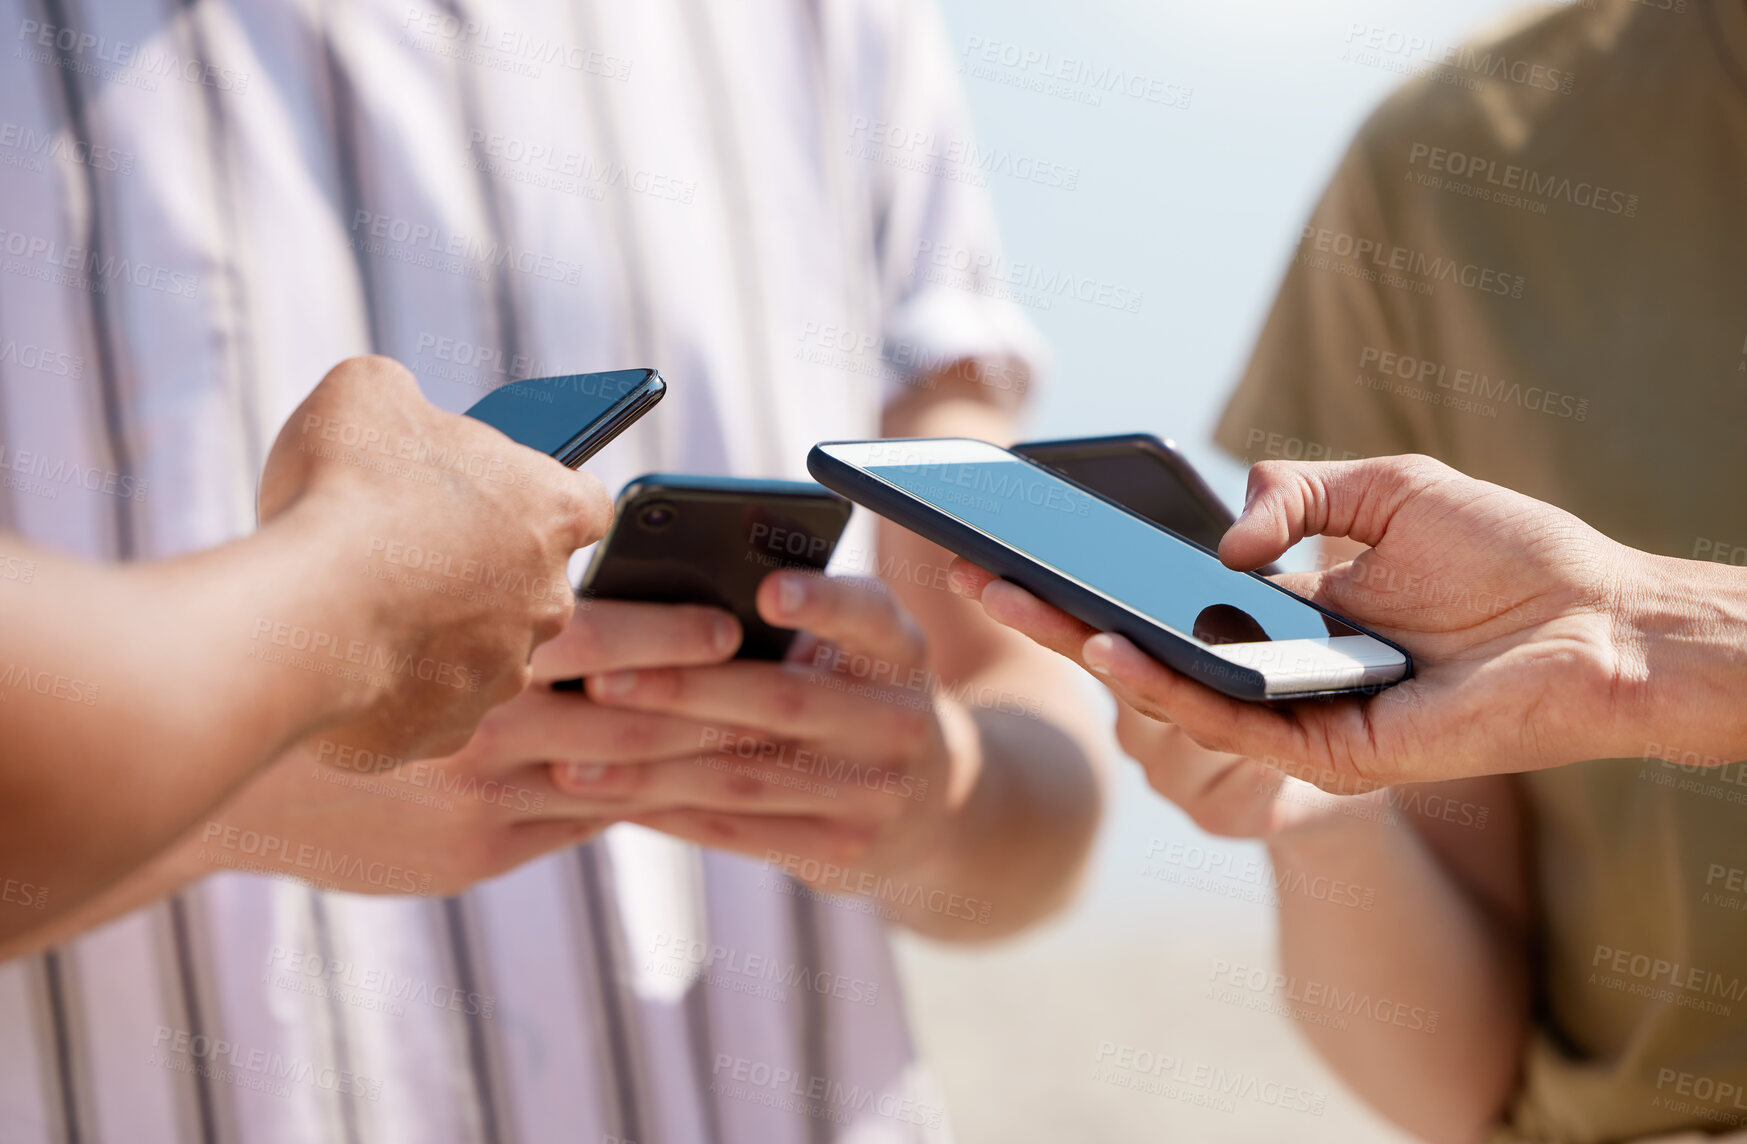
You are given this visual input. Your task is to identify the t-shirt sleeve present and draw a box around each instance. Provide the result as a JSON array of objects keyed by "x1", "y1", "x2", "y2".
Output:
[
  {"x1": 1214, "y1": 132, "x2": 1431, "y2": 466},
  {"x1": 862, "y1": 0, "x2": 1048, "y2": 405}
]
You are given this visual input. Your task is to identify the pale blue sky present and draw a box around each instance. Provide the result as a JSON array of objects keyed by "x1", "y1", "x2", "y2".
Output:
[{"x1": 940, "y1": 0, "x2": 1534, "y2": 513}]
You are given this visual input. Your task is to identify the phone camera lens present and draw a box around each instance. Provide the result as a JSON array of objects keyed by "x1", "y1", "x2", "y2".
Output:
[{"x1": 638, "y1": 502, "x2": 677, "y2": 530}]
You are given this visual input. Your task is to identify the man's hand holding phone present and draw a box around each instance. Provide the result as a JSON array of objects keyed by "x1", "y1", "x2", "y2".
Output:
[
  {"x1": 949, "y1": 454, "x2": 1747, "y2": 789},
  {"x1": 258, "y1": 355, "x2": 613, "y2": 764}
]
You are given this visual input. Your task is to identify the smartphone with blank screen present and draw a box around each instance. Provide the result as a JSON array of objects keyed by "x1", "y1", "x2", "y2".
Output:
[
  {"x1": 464, "y1": 368, "x2": 666, "y2": 467},
  {"x1": 577, "y1": 474, "x2": 853, "y2": 661},
  {"x1": 808, "y1": 437, "x2": 1410, "y2": 701},
  {"x1": 1013, "y1": 433, "x2": 1281, "y2": 575}
]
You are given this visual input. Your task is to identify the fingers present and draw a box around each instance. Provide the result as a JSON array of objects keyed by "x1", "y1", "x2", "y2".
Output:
[
  {"x1": 549, "y1": 751, "x2": 909, "y2": 821},
  {"x1": 758, "y1": 572, "x2": 925, "y2": 667},
  {"x1": 946, "y1": 558, "x2": 999, "y2": 599},
  {"x1": 1219, "y1": 455, "x2": 1456, "y2": 571},
  {"x1": 586, "y1": 661, "x2": 933, "y2": 755},
  {"x1": 1082, "y1": 632, "x2": 1301, "y2": 762},
  {"x1": 473, "y1": 686, "x2": 756, "y2": 764},
  {"x1": 532, "y1": 599, "x2": 741, "y2": 681},
  {"x1": 978, "y1": 580, "x2": 1098, "y2": 663},
  {"x1": 623, "y1": 810, "x2": 876, "y2": 869}
]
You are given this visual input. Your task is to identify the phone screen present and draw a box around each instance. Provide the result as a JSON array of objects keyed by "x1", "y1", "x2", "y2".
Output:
[
  {"x1": 864, "y1": 455, "x2": 1353, "y2": 646},
  {"x1": 465, "y1": 369, "x2": 655, "y2": 463},
  {"x1": 1032, "y1": 452, "x2": 1230, "y2": 549}
]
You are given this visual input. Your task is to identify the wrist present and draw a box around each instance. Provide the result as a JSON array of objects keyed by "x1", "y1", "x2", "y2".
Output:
[
  {"x1": 219, "y1": 493, "x2": 396, "y2": 742},
  {"x1": 1615, "y1": 547, "x2": 1747, "y2": 763}
]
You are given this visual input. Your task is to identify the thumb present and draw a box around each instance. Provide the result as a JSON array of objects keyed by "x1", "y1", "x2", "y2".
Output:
[{"x1": 1218, "y1": 455, "x2": 1455, "y2": 571}]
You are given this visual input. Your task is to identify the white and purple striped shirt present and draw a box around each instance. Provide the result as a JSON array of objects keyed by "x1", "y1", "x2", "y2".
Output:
[{"x1": 0, "y1": 1, "x2": 1042, "y2": 1140}]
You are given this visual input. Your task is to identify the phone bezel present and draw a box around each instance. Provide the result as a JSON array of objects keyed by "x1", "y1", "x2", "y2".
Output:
[{"x1": 809, "y1": 437, "x2": 1411, "y2": 701}]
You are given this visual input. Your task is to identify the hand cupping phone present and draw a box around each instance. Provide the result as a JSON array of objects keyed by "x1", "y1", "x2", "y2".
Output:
[
  {"x1": 1014, "y1": 432, "x2": 1280, "y2": 575},
  {"x1": 464, "y1": 368, "x2": 666, "y2": 467},
  {"x1": 578, "y1": 475, "x2": 853, "y2": 661},
  {"x1": 808, "y1": 437, "x2": 1410, "y2": 701}
]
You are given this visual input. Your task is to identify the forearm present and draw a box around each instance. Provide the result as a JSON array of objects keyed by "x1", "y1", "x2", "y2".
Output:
[
  {"x1": 895, "y1": 697, "x2": 1101, "y2": 941},
  {"x1": 0, "y1": 505, "x2": 376, "y2": 937},
  {"x1": 1268, "y1": 810, "x2": 1527, "y2": 1142}
]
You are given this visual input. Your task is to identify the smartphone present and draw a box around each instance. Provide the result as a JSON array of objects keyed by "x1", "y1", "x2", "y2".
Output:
[
  {"x1": 464, "y1": 368, "x2": 666, "y2": 467},
  {"x1": 807, "y1": 438, "x2": 1410, "y2": 701},
  {"x1": 1015, "y1": 433, "x2": 1280, "y2": 575},
  {"x1": 577, "y1": 474, "x2": 853, "y2": 661},
  {"x1": 1014, "y1": 434, "x2": 1231, "y2": 549}
]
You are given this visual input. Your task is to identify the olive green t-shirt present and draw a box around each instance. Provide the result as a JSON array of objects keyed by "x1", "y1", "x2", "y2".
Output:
[{"x1": 1215, "y1": 1, "x2": 1747, "y2": 1139}]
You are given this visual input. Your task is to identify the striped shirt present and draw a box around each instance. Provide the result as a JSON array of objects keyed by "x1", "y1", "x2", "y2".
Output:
[{"x1": 0, "y1": 0, "x2": 1042, "y2": 1140}]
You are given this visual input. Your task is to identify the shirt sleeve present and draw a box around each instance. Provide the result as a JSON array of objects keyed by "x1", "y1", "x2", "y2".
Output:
[
  {"x1": 860, "y1": 0, "x2": 1049, "y2": 405},
  {"x1": 1214, "y1": 124, "x2": 1432, "y2": 466}
]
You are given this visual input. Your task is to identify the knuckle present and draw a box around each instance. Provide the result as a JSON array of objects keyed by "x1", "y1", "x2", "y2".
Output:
[{"x1": 767, "y1": 677, "x2": 811, "y2": 723}]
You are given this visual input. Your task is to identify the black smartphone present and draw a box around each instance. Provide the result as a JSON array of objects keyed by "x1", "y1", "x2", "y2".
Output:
[
  {"x1": 464, "y1": 368, "x2": 666, "y2": 467},
  {"x1": 1015, "y1": 433, "x2": 1279, "y2": 575},
  {"x1": 808, "y1": 438, "x2": 1410, "y2": 702},
  {"x1": 577, "y1": 474, "x2": 853, "y2": 661}
]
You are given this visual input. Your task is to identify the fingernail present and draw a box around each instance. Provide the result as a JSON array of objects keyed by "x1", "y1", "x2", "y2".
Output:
[
  {"x1": 595, "y1": 670, "x2": 637, "y2": 698},
  {"x1": 565, "y1": 762, "x2": 606, "y2": 786},
  {"x1": 713, "y1": 615, "x2": 740, "y2": 655},
  {"x1": 1083, "y1": 634, "x2": 1115, "y2": 675},
  {"x1": 776, "y1": 575, "x2": 807, "y2": 618}
]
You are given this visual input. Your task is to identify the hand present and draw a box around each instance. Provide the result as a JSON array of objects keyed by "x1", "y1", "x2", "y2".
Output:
[
  {"x1": 950, "y1": 453, "x2": 1724, "y2": 789},
  {"x1": 256, "y1": 355, "x2": 611, "y2": 764},
  {"x1": 179, "y1": 596, "x2": 749, "y2": 896},
  {"x1": 551, "y1": 572, "x2": 971, "y2": 896}
]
